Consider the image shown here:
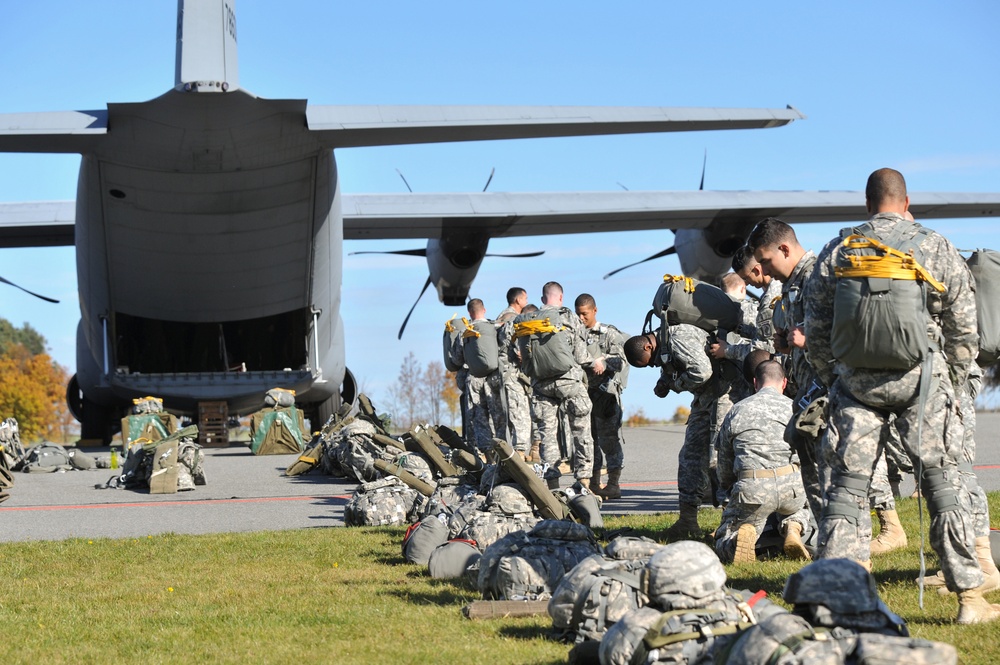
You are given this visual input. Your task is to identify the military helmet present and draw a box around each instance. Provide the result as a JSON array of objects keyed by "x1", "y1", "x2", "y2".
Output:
[
  {"x1": 782, "y1": 558, "x2": 879, "y2": 614},
  {"x1": 643, "y1": 540, "x2": 726, "y2": 606}
]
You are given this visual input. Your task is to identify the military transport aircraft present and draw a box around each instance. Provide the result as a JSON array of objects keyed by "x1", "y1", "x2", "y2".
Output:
[{"x1": 1, "y1": 0, "x2": 998, "y2": 442}]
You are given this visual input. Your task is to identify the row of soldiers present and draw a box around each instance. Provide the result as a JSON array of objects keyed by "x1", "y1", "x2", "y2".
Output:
[
  {"x1": 445, "y1": 283, "x2": 631, "y2": 500},
  {"x1": 624, "y1": 167, "x2": 1000, "y2": 625}
]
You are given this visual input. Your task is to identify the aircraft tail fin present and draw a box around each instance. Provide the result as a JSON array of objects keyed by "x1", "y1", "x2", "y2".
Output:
[{"x1": 175, "y1": 0, "x2": 240, "y2": 93}]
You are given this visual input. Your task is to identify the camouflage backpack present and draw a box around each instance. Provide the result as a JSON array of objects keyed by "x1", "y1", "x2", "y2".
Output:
[
  {"x1": 642, "y1": 274, "x2": 742, "y2": 348},
  {"x1": 0, "y1": 417, "x2": 26, "y2": 469},
  {"x1": 513, "y1": 308, "x2": 577, "y2": 380},
  {"x1": 20, "y1": 442, "x2": 73, "y2": 473},
  {"x1": 458, "y1": 508, "x2": 539, "y2": 552},
  {"x1": 344, "y1": 477, "x2": 426, "y2": 527},
  {"x1": 548, "y1": 536, "x2": 664, "y2": 644},
  {"x1": 967, "y1": 249, "x2": 1000, "y2": 366},
  {"x1": 477, "y1": 520, "x2": 601, "y2": 601},
  {"x1": 831, "y1": 220, "x2": 939, "y2": 371},
  {"x1": 462, "y1": 317, "x2": 500, "y2": 378},
  {"x1": 443, "y1": 316, "x2": 464, "y2": 372}
]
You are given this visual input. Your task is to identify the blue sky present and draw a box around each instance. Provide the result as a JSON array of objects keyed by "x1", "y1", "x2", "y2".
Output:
[{"x1": 0, "y1": 1, "x2": 998, "y2": 422}]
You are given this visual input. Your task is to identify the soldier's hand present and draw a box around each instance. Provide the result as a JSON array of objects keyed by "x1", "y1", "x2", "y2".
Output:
[
  {"x1": 709, "y1": 340, "x2": 728, "y2": 359},
  {"x1": 788, "y1": 326, "x2": 807, "y2": 350},
  {"x1": 653, "y1": 380, "x2": 670, "y2": 398},
  {"x1": 774, "y1": 329, "x2": 790, "y2": 354},
  {"x1": 591, "y1": 357, "x2": 606, "y2": 375}
]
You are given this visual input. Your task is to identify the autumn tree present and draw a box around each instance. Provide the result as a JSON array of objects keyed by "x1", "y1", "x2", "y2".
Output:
[
  {"x1": 386, "y1": 353, "x2": 461, "y2": 430},
  {"x1": 0, "y1": 344, "x2": 73, "y2": 443}
]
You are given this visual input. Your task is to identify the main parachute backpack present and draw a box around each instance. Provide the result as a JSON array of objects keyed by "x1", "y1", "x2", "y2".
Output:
[
  {"x1": 831, "y1": 221, "x2": 941, "y2": 370},
  {"x1": 642, "y1": 275, "x2": 742, "y2": 364},
  {"x1": 967, "y1": 248, "x2": 1000, "y2": 366},
  {"x1": 461, "y1": 317, "x2": 500, "y2": 378},
  {"x1": 513, "y1": 308, "x2": 576, "y2": 380},
  {"x1": 442, "y1": 316, "x2": 463, "y2": 372}
]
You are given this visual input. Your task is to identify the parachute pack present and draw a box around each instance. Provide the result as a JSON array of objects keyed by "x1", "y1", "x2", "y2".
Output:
[
  {"x1": 967, "y1": 248, "x2": 1000, "y2": 366},
  {"x1": 462, "y1": 317, "x2": 500, "y2": 378},
  {"x1": 642, "y1": 275, "x2": 742, "y2": 365},
  {"x1": 513, "y1": 308, "x2": 577, "y2": 380},
  {"x1": 831, "y1": 221, "x2": 940, "y2": 370},
  {"x1": 443, "y1": 316, "x2": 463, "y2": 372}
]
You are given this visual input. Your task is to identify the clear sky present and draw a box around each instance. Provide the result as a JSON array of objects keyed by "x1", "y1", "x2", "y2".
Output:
[{"x1": 0, "y1": 1, "x2": 998, "y2": 423}]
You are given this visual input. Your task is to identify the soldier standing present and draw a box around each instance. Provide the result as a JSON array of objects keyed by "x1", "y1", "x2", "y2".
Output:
[
  {"x1": 804, "y1": 167, "x2": 999, "y2": 623},
  {"x1": 714, "y1": 360, "x2": 814, "y2": 563},
  {"x1": 453, "y1": 298, "x2": 506, "y2": 455},
  {"x1": 495, "y1": 287, "x2": 534, "y2": 458},
  {"x1": 574, "y1": 293, "x2": 629, "y2": 500},
  {"x1": 514, "y1": 282, "x2": 595, "y2": 487}
]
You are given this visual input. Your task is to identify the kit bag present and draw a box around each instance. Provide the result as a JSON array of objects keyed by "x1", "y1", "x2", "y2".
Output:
[{"x1": 831, "y1": 221, "x2": 940, "y2": 370}]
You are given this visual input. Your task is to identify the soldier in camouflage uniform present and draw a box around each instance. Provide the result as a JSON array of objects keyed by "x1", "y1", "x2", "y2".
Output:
[
  {"x1": 623, "y1": 323, "x2": 717, "y2": 539},
  {"x1": 495, "y1": 287, "x2": 534, "y2": 457},
  {"x1": 747, "y1": 218, "x2": 825, "y2": 527},
  {"x1": 453, "y1": 299, "x2": 507, "y2": 455},
  {"x1": 804, "y1": 168, "x2": 999, "y2": 623},
  {"x1": 714, "y1": 360, "x2": 815, "y2": 563},
  {"x1": 521, "y1": 282, "x2": 595, "y2": 486},
  {"x1": 574, "y1": 293, "x2": 630, "y2": 500},
  {"x1": 711, "y1": 246, "x2": 783, "y2": 362}
]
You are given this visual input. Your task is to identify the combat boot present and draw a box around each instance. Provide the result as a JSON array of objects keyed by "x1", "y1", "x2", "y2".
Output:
[
  {"x1": 598, "y1": 469, "x2": 622, "y2": 501},
  {"x1": 869, "y1": 508, "x2": 907, "y2": 555},
  {"x1": 664, "y1": 503, "x2": 701, "y2": 540},
  {"x1": 783, "y1": 521, "x2": 811, "y2": 561},
  {"x1": 936, "y1": 536, "x2": 1000, "y2": 596},
  {"x1": 957, "y1": 588, "x2": 1000, "y2": 624},
  {"x1": 589, "y1": 471, "x2": 603, "y2": 495},
  {"x1": 733, "y1": 524, "x2": 757, "y2": 563}
]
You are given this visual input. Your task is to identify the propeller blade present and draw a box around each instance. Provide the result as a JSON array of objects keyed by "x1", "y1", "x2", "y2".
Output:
[
  {"x1": 616, "y1": 182, "x2": 630, "y2": 191},
  {"x1": 348, "y1": 248, "x2": 427, "y2": 257},
  {"x1": 398, "y1": 276, "x2": 433, "y2": 340},
  {"x1": 484, "y1": 250, "x2": 545, "y2": 258},
  {"x1": 482, "y1": 167, "x2": 495, "y2": 192},
  {"x1": 395, "y1": 169, "x2": 413, "y2": 193},
  {"x1": 699, "y1": 149, "x2": 707, "y2": 190},
  {"x1": 602, "y1": 246, "x2": 677, "y2": 279},
  {"x1": 0, "y1": 275, "x2": 59, "y2": 303}
]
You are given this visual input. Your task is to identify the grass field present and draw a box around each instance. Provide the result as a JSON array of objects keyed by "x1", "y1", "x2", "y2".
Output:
[{"x1": 2, "y1": 495, "x2": 999, "y2": 664}]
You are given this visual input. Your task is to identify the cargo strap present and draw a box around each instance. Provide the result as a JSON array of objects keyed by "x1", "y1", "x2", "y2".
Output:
[
  {"x1": 834, "y1": 235, "x2": 946, "y2": 292},
  {"x1": 662, "y1": 274, "x2": 696, "y2": 293},
  {"x1": 461, "y1": 317, "x2": 481, "y2": 339},
  {"x1": 513, "y1": 318, "x2": 563, "y2": 338}
]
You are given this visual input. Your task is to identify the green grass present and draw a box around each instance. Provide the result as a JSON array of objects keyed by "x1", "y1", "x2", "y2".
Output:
[{"x1": 1, "y1": 495, "x2": 999, "y2": 664}]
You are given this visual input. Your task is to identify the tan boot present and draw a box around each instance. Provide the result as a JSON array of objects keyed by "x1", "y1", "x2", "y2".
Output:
[
  {"x1": 664, "y1": 503, "x2": 702, "y2": 540},
  {"x1": 957, "y1": 588, "x2": 1000, "y2": 624},
  {"x1": 783, "y1": 521, "x2": 811, "y2": 561},
  {"x1": 919, "y1": 570, "x2": 948, "y2": 587},
  {"x1": 598, "y1": 470, "x2": 622, "y2": 501},
  {"x1": 870, "y1": 508, "x2": 908, "y2": 555},
  {"x1": 527, "y1": 441, "x2": 541, "y2": 464},
  {"x1": 733, "y1": 524, "x2": 757, "y2": 563},
  {"x1": 856, "y1": 558, "x2": 873, "y2": 573},
  {"x1": 938, "y1": 536, "x2": 1000, "y2": 596},
  {"x1": 577, "y1": 477, "x2": 590, "y2": 490}
]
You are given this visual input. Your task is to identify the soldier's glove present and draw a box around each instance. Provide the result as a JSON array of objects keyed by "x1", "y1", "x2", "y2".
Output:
[{"x1": 795, "y1": 395, "x2": 829, "y2": 438}]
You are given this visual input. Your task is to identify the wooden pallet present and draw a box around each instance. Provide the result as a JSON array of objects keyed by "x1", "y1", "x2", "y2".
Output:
[{"x1": 198, "y1": 401, "x2": 229, "y2": 447}]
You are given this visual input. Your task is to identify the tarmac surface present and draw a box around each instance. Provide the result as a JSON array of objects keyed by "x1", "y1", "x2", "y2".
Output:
[{"x1": 3, "y1": 413, "x2": 1000, "y2": 543}]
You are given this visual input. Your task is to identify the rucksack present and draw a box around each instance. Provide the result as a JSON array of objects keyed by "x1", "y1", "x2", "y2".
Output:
[
  {"x1": 458, "y1": 510, "x2": 540, "y2": 552},
  {"x1": 831, "y1": 221, "x2": 941, "y2": 370},
  {"x1": 967, "y1": 249, "x2": 1000, "y2": 366},
  {"x1": 548, "y1": 536, "x2": 664, "y2": 643},
  {"x1": 0, "y1": 417, "x2": 25, "y2": 469},
  {"x1": 249, "y1": 405, "x2": 306, "y2": 455},
  {"x1": 344, "y1": 477, "x2": 425, "y2": 527},
  {"x1": 121, "y1": 411, "x2": 179, "y2": 447},
  {"x1": 443, "y1": 316, "x2": 464, "y2": 372},
  {"x1": 477, "y1": 520, "x2": 601, "y2": 601},
  {"x1": 461, "y1": 317, "x2": 500, "y2": 378},
  {"x1": 402, "y1": 515, "x2": 450, "y2": 565},
  {"x1": 428, "y1": 538, "x2": 482, "y2": 580},
  {"x1": 513, "y1": 308, "x2": 577, "y2": 380},
  {"x1": 643, "y1": 275, "x2": 742, "y2": 340},
  {"x1": 20, "y1": 442, "x2": 73, "y2": 473}
]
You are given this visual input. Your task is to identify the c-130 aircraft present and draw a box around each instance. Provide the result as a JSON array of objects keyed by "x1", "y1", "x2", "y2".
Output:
[{"x1": 0, "y1": 0, "x2": 998, "y2": 442}]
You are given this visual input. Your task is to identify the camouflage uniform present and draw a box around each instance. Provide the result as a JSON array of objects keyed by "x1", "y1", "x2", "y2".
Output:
[
  {"x1": 454, "y1": 319, "x2": 508, "y2": 454},
  {"x1": 724, "y1": 279, "x2": 783, "y2": 363},
  {"x1": 656, "y1": 323, "x2": 716, "y2": 507},
  {"x1": 714, "y1": 386, "x2": 816, "y2": 563},
  {"x1": 528, "y1": 305, "x2": 594, "y2": 480},
  {"x1": 959, "y1": 365, "x2": 990, "y2": 538},
  {"x1": 583, "y1": 321, "x2": 629, "y2": 473},
  {"x1": 496, "y1": 306, "x2": 532, "y2": 454},
  {"x1": 804, "y1": 212, "x2": 981, "y2": 589}
]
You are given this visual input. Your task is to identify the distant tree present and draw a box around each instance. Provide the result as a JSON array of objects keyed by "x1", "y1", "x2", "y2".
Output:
[
  {"x1": 387, "y1": 351, "x2": 424, "y2": 431},
  {"x1": 441, "y1": 369, "x2": 461, "y2": 427},
  {"x1": 0, "y1": 318, "x2": 46, "y2": 356},
  {"x1": 0, "y1": 344, "x2": 74, "y2": 442},
  {"x1": 670, "y1": 406, "x2": 691, "y2": 425}
]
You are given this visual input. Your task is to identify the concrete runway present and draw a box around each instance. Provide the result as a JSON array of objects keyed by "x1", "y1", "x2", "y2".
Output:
[{"x1": 2, "y1": 413, "x2": 999, "y2": 543}]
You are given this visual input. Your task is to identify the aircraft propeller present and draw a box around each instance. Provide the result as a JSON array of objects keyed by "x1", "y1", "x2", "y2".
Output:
[
  {"x1": 398, "y1": 276, "x2": 433, "y2": 340},
  {"x1": 0, "y1": 275, "x2": 59, "y2": 303},
  {"x1": 602, "y1": 150, "x2": 707, "y2": 280}
]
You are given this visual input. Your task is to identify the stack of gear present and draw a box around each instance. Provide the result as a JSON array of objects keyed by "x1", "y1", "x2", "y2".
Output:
[
  {"x1": 121, "y1": 396, "x2": 179, "y2": 447},
  {"x1": 249, "y1": 388, "x2": 306, "y2": 455},
  {"x1": 115, "y1": 424, "x2": 206, "y2": 494},
  {"x1": 0, "y1": 417, "x2": 26, "y2": 470}
]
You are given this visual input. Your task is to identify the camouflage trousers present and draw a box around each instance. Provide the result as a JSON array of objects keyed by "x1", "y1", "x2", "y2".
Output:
[
  {"x1": 532, "y1": 374, "x2": 594, "y2": 479},
  {"x1": 503, "y1": 372, "x2": 533, "y2": 455},
  {"x1": 958, "y1": 384, "x2": 991, "y2": 537},
  {"x1": 714, "y1": 472, "x2": 816, "y2": 563},
  {"x1": 677, "y1": 390, "x2": 714, "y2": 507},
  {"x1": 466, "y1": 372, "x2": 507, "y2": 454},
  {"x1": 819, "y1": 375, "x2": 981, "y2": 591},
  {"x1": 589, "y1": 389, "x2": 624, "y2": 473}
]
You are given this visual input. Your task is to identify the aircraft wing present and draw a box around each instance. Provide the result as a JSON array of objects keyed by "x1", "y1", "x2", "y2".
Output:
[
  {"x1": 0, "y1": 201, "x2": 76, "y2": 247},
  {"x1": 0, "y1": 110, "x2": 107, "y2": 153},
  {"x1": 342, "y1": 190, "x2": 1000, "y2": 240},
  {"x1": 306, "y1": 105, "x2": 805, "y2": 148}
]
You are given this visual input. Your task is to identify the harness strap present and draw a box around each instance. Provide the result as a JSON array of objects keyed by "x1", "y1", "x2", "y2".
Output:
[{"x1": 835, "y1": 235, "x2": 946, "y2": 292}]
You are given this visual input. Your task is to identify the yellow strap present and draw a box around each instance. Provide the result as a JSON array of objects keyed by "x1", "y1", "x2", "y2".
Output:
[
  {"x1": 835, "y1": 235, "x2": 946, "y2": 292},
  {"x1": 513, "y1": 318, "x2": 562, "y2": 338},
  {"x1": 444, "y1": 313, "x2": 458, "y2": 334},
  {"x1": 298, "y1": 455, "x2": 317, "y2": 464},
  {"x1": 461, "y1": 317, "x2": 481, "y2": 339},
  {"x1": 662, "y1": 274, "x2": 696, "y2": 293},
  {"x1": 769, "y1": 295, "x2": 782, "y2": 309}
]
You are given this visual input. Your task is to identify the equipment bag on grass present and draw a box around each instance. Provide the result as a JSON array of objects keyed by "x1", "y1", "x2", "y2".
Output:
[{"x1": 344, "y1": 477, "x2": 426, "y2": 527}]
